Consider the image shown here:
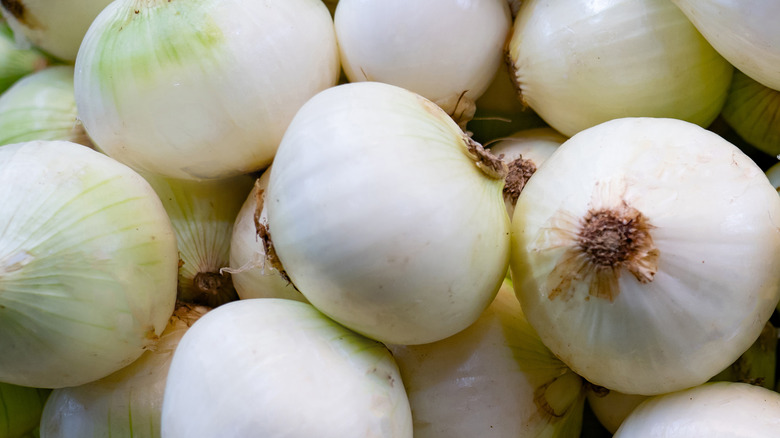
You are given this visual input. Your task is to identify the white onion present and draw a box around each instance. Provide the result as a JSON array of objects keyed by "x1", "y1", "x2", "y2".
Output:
[
  {"x1": 0, "y1": 65, "x2": 92, "y2": 148},
  {"x1": 614, "y1": 382, "x2": 780, "y2": 437},
  {"x1": 160, "y1": 298, "x2": 413, "y2": 437},
  {"x1": 0, "y1": 140, "x2": 179, "y2": 388},
  {"x1": 226, "y1": 166, "x2": 308, "y2": 303},
  {"x1": 266, "y1": 81, "x2": 511, "y2": 345},
  {"x1": 143, "y1": 173, "x2": 254, "y2": 307},
  {"x1": 0, "y1": 21, "x2": 50, "y2": 93},
  {"x1": 510, "y1": 117, "x2": 780, "y2": 395},
  {"x1": 0, "y1": 0, "x2": 113, "y2": 62},
  {"x1": 671, "y1": 0, "x2": 780, "y2": 92},
  {"x1": 39, "y1": 304, "x2": 209, "y2": 438},
  {"x1": 74, "y1": 0, "x2": 340, "y2": 180},
  {"x1": 334, "y1": 0, "x2": 511, "y2": 126},
  {"x1": 388, "y1": 280, "x2": 586, "y2": 437},
  {"x1": 507, "y1": 0, "x2": 734, "y2": 137}
]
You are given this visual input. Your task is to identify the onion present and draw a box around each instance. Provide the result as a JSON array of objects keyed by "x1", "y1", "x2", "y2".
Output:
[
  {"x1": 266, "y1": 81, "x2": 511, "y2": 345},
  {"x1": 488, "y1": 127, "x2": 566, "y2": 218},
  {"x1": 388, "y1": 280, "x2": 586, "y2": 437},
  {"x1": 614, "y1": 381, "x2": 780, "y2": 437},
  {"x1": 0, "y1": 140, "x2": 179, "y2": 388},
  {"x1": 509, "y1": 117, "x2": 780, "y2": 395},
  {"x1": 506, "y1": 0, "x2": 734, "y2": 137},
  {"x1": 721, "y1": 69, "x2": 780, "y2": 157},
  {"x1": 160, "y1": 298, "x2": 413, "y2": 437},
  {"x1": 334, "y1": 0, "x2": 512, "y2": 126},
  {"x1": 39, "y1": 304, "x2": 209, "y2": 438},
  {"x1": 142, "y1": 174, "x2": 254, "y2": 307},
  {"x1": 670, "y1": 0, "x2": 780, "y2": 92},
  {"x1": 585, "y1": 386, "x2": 648, "y2": 435},
  {"x1": 0, "y1": 21, "x2": 49, "y2": 93},
  {"x1": 768, "y1": 161, "x2": 780, "y2": 192},
  {"x1": 0, "y1": 0, "x2": 113, "y2": 62},
  {"x1": 74, "y1": 0, "x2": 340, "y2": 180},
  {"x1": 0, "y1": 382, "x2": 50, "y2": 437},
  {"x1": 226, "y1": 166, "x2": 308, "y2": 303},
  {"x1": 0, "y1": 65, "x2": 92, "y2": 148}
]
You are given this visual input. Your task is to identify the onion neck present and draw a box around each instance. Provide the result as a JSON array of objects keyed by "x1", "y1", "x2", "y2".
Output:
[{"x1": 464, "y1": 135, "x2": 508, "y2": 180}]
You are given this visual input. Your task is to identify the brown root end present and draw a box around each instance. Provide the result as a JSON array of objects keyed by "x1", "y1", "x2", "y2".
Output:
[
  {"x1": 464, "y1": 135, "x2": 508, "y2": 180},
  {"x1": 503, "y1": 156, "x2": 537, "y2": 206},
  {"x1": 191, "y1": 271, "x2": 238, "y2": 308}
]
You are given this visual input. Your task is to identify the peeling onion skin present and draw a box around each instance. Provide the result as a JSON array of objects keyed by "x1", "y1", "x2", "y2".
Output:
[
  {"x1": 74, "y1": 0, "x2": 340, "y2": 180},
  {"x1": 506, "y1": 0, "x2": 734, "y2": 138},
  {"x1": 613, "y1": 382, "x2": 780, "y2": 437},
  {"x1": 266, "y1": 82, "x2": 511, "y2": 346},
  {"x1": 0, "y1": 140, "x2": 179, "y2": 389},
  {"x1": 509, "y1": 117, "x2": 780, "y2": 396},
  {"x1": 160, "y1": 299, "x2": 413, "y2": 438}
]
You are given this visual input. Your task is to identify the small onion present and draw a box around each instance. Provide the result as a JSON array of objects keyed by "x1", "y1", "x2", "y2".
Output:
[
  {"x1": 0, "y1": 140, "x2": 179, "y2": 388},
  {"x1": 226, "y1": 166, "x2": 308, "y2": 303},
  {"x1": 614, "y1": 382, "x2": 780, "y2": 437},
  {"x1": 510, "y1": 117, "x2": 780, "y2": 395},
  {"x1": 74, "y1": 0, "x2": 340, "y2": 180},
  {"x1": 39, "y1": 304, "x2": 209, "y2": 438},
  {"x1": 506, "y1": 0, "x2": 734, "y2": 137},
  {"x1": 160, "y1": 298, "x2": 413, "y2": 437},
  {"x1": 388, "y1": 280, "x2": 586, "y2": 437},
  {"x1": 0, "y1": 65, "x2": 92, "y2": 148},
  {"x1": 721, "y1": 69, "x2": 780, "y2": 157},
  {"x1": 0, "y1": 0, "x2": 113, "y2": 62},
  {"x1": 0, "y1": 382, "x2": 50, "y2": 437},
  {"x1": 585, "y1": 387, "x2": 648, "y2": 435},
  {"x1": 670, "y1": 0, "x2": 780, "y2": 92},
  {"x1": 266, "y1": 81, "x2": 511, "y2": 345},
  {"x1": 0, "y1": 21, "x2": 49, "y2": 93},
  {"x1": 334, "y1": 0, "x2": 512, "y2": 126},
  {"x1": 143, "y1": 174, "x2": 254, "y2": 307}
]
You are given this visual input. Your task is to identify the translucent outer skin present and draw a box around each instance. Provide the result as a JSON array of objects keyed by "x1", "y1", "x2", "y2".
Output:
[
  {"x1": 614, "y1": 382, "x2": 780, "y2": 437},
  {"x1": 75, "y1": 0, "x2": 339, "y2": 180},
  {"x1": 160, "y1": 299, "x2": 413, "y2": 438},
  {"x1": 388, "y1": 282, "x2": 585, "y2": 438},
  {"x1": 266, "y1": 82, "x2": 511, "y2": 346},
  {"x1": 671, "y1": 0, "x2": 780, "y2": 92},
  {"x1": 335, "y1": 0, "x2": 511, "y2": 120},
  {"x1": 0, "y1": 141, "x2": 179, "y2": 388},
  {"x1": 510, "y1": 117, "x2": 780, "y2": 395},
  {"x1": 507, "y1": 0, "x2": 733, "y2": 137}
]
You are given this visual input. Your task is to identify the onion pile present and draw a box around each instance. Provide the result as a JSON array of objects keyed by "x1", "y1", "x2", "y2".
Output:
[{"x1": 0, "y1": 0, "x2": 779, "y2": 437}]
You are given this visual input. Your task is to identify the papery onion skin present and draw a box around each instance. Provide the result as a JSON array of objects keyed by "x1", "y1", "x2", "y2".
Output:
[
  {"x1": 266, "y1": 81, "x2": 511, "y2": 346},
  {"x1": 507, "y1": 0, "x2": 734, "y2": 137},
  {"x1": 0, "y1": 0, "x2": 113, "y2": 62},
  {"x1": 510, "y1": 117, "x2": 780, "y2": 396},
  {"x1": 388, "y1": 280, "x2": 585, "y2": 437},
  {"x1": 613, "y1": 382, "x2": 780, "y2": 437},
  {"x1": 0, "y1": 140, "x2": 179, "y2": 389},
  {"x1": 39, "y1": 304, "x2": 209, "y2": 438},
  {"x1": 0, "y1": 65, "x2": 92, "y2": 148},
  {"x1": 671, "y1": 0, "x2": 780, "y2": 92},
  {"x1": 74, "y1": 0, "x2": 340, "y2": 180},
  {"x1": 228, "y1": 166, "x2": 308, "y2": 303},
  {"x1": 335, "y1": 0, "x2": 512, "y2": 126},
  {"x1": 160, "y1": 298, "x2": 413, "y2": 438}
]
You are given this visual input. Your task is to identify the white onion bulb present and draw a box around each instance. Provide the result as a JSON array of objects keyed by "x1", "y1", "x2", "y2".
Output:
[
  {"x1": 0, "y1": 21, "x2": 50, "y2": 93},
  {"x1": 671, "y1": 0, "x2": 780, "y2": 92},
  {"x1": 0, "y1": 65, "x2": 92, "y2": 148},
  {"x1": 39, "y1": 304, "x2": 209, "y2": 438},
  {"x1": 334, "y1": 0, "x2": 511, "y2": 126},
  {"x1": 510, "y1": 117, "x2": 780, "y2": 395},
  {"x1": 227, "y1": 166, "x2": 307, "y2": 303},
  {"x1": 388, "y1": 280, "x2": 586, "y2": 437},
  {"x1": 721, "y1": 69, "x2": 780, "y2": 157},
  {"x1": 614, "y1": 382, "x2": 780, "y2": 437},
  {"x1": 266, "y1": 81, "x2": 511, "y2": 345},
  {"x1": 0, "y1": 140, "x2": 179, "y2": 389},
  {"x1": 74, "y1": 0, "x2": 340, "y2": 180},
  {"x1": 507, "y1": 0, "x2": 734, "y2": 137},
  {"x1": 0, "y1": 0, "x2": 113, "y2": 62},
  {"x1": 161, "y1": 298, "x2": 413, "y2": 437}
]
